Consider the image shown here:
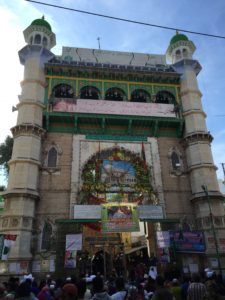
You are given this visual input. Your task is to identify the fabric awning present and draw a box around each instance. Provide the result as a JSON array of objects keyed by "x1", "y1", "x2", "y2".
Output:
[{"x1": 125, "y1": 245, "x2": 147, "y2": 255}]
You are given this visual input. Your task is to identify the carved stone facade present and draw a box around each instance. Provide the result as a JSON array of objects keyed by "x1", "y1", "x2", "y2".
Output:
[{"x1": 0, "y1": 19, "x2": 224, "y2": 277}]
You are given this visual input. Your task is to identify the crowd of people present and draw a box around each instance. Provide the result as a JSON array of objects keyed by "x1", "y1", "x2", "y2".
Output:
[{"x1": 0, "y1": 267, "x2": 225, "y2": 300}]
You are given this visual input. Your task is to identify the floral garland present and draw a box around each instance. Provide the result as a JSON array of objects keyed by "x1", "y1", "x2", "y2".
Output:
[{"x1": 80, "y1": 147, "x2": 154, "y2": 203}]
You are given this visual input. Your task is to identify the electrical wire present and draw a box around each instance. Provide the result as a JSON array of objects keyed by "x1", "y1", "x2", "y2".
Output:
[{"x1": 25, "y1": 0, "x2": 225, "y2": 40}]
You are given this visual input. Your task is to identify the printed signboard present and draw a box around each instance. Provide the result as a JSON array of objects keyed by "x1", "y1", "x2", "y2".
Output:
[
  {"x1": 101, "y1": 159, "x2": 136, "y2": 191},
  {"x1": 101, "y1": 203, "x2": 139, "y2": 233},
  {"x1": 74, "y1": 205, "x2": 101, "y2": 220},
  {"x1": 64, "y1": 234, "x2": 82, "y2": 269},
  {"x1": 139, "y1": 205, "x2": 164, "y2": 220},
  {"x1": 53, "y1": 99, "x2": 175, "y2": 118},
  {"x1": 74, "y1": 204, "x2": 164, "y2": 220},
  {"x1": 170, "y1": 231, "x2": 205, "y2": 253}
]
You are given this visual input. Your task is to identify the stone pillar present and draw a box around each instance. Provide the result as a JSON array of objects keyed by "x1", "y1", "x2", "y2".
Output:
[
  {"x1": 166, "y1": 34, "x2": 225, "y2": 268},
  {"x1": 0, "y1": 45, "x2": 54, "y2": 262},
  {"x1": 174, "y1": 59, "x2": 225, "y2": 264}
]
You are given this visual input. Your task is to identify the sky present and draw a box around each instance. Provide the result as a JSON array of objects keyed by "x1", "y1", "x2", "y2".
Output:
[{"x1": 0, "y1": 0, "x2": 225, "y2": 185}]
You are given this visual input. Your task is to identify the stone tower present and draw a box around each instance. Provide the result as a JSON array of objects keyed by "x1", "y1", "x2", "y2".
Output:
[
  {"x1": 0, "y1": 17, "x2": 55, "y2": 263},
  {"x1": 167, "y1": 33, "x2": 225, "y2": 269}
]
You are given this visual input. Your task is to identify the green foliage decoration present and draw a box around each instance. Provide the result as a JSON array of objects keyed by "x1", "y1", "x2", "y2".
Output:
[
  {"x1": 0, "y1": 135, "x2": 13, "y2": 176},
  {"x1": 80, "y1": 146, "x2": 154, "y2": 204}
]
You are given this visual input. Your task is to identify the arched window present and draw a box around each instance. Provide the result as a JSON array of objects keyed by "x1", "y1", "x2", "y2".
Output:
[
  {"x1": 43, "y1": 37, "x2": 48, "y2": 47},
  {"x1": 47, "y1": 147, "x2": 57, "y2": 168},
  {"x1": 52, "y1": 84, "x2": 74, "y2": 98},
  {"x1": 171, "y1": 151, "x2": 180, "y2": 170},
  {"x1": 34, "y1": 34, "x2": 41, "y2": 44},
  {"x1": 155, "y1": 91, "x2": 175, "y2": 104},
  {"x1": 175, "y1": 49, "x2": 181, "y2": 60},
  {"x1": 41, "y1": 221, "x2": 52, "y2": 251},
  {"x1": 130, "y1": 89, "x2": 150, "y2": 103},
  {"x1": 168, "y1": 147, "x2": 184, "y2": 175},
  {"x1": 183, "y1": 48, "x2": 188, "y2": 58},
  {"x1": 80, "y1": 86, "x2": 100, "y2": 100},
  {"x1": 105, "y1": 87, "x2": 126, "y2": 101}
]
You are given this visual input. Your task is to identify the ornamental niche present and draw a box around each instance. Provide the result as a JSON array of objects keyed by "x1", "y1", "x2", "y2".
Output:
[{"x1": 78, "y1": 147, "x2": 158, "y2": 206}]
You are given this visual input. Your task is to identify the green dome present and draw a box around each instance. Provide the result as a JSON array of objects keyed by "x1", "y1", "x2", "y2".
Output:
[
  {"x1": 31, "y1": 16, "x2": 52, "y2": 31},
  {"x1": 170, "y1": 33, "x2": 188, "y2": 45}
]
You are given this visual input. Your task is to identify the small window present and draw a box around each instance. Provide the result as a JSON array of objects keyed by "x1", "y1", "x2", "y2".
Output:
[
  {"x1": 183, "y1": 48, "x2": 188, "y2": 58},
  {"x1": 171, "y1": 152, "x2": 180, "y2": 170},
  {"x1": 41, "y1": 222, "x2": 52, "y2": 251},
  {"x1": 130, "y1": 89, "x2": 151, "y2": 103},
  {"x1": 175, "y1": 49, "x2": 181, "y2": 60},
  {"x1": 168, "y1": 147, "x2": 184, "y2": 175},
  {"x1": 47, "y1": 147, "x2": 57, "y2": 168},
  {"x1": 34, "y1": 34, "x2": 41, "y2": 44},
  {"x1": 156, "y1": 91, "x2": 175, "y2": 104},
  {"x1": 105, "y1": 87, "x2": 126, "y2": 101},
  {"x1": 80, "y1": 86, "x2": 100, "y2": 100},
  {"x1": 53, "y1": 84, "x2": 74, "y2": 98},
  {"x1": 43, "y1": 37, "x2": 48, "y2": 47}
]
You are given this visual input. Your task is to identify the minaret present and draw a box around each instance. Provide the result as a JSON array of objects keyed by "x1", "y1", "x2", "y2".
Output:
[
  {"x1": 0, "y1": 17, "x2": 55, "y2": 263},
  {"x1": 167, "y1": 33, "x2": 225, "y2": 265}
]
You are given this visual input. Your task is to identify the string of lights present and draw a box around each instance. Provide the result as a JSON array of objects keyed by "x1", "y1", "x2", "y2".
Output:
[{"x1": 25, "y1": 0, "x2": 225, "y2": 40}]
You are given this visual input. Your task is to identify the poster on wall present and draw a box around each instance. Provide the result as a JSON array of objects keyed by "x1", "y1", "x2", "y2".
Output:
[
  {"x1": 64, "y1": 234, "x2": 82, "y2": 269},
  {"x1": 65, "y1": 234, "x2": 82, "y2": 251},
  {"x1": 0, "y1": 234, "x2": 17, "y2": 260},
  {"x1": 170, "y1": 231, "x2": 205, "y2": 253},
  {"x1": 157, "y1": 247, "x2": 170, "y2": 264},
  {"x1": 156, "y1": 231, "x2": 170, "y2": 248},
  {"x1": 101, "y1": 203, "x2": 139, "y2": 233},
  {"x1": 53, "y1": 99, "x2": 175, "y2": 118},
  {"x1": 101, "y1": 159, "x2": 136, "y2": 191},
  {"x1": 41, "y1": 260, "x2": 50, "y2": 272},
  {"x1": 64, "y1": 250, "x2": 77, "y2": 268}
]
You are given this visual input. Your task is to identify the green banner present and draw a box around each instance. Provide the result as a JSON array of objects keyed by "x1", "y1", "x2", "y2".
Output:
[{"x1": 101, "y1": 203, "x2": 139, "y2": 233}]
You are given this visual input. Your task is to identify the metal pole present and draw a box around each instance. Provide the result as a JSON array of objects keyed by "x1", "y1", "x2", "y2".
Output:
[{"x1": 202, "y1": 185, "x2": 222, "y2": 274}]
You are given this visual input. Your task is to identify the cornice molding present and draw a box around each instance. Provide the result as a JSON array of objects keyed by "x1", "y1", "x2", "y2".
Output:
[
  {"x1": 2, "y1": 189, "x2": 40, "y2": 200},
  {"x1": 190, "y1": 191, "x2": 223, "y2": 202},
  {"x1": 182, "y1": 131, "x2": 213, "y2": 146},
  {"x1": 172, "y1": 59, "x2": 202, "y2": 76},
  {"x1": 11, "y1": 123, "x2": 45, "y2": 138},
  {"x1": 187, "y1": 163, "x2": 217, "y2": 172},
  {"x1": 8, "y1": 158, "x2": 41, "y2": 167},
  {"x1": 182, "y1": 109, "x2": 206, "y2": 118}
]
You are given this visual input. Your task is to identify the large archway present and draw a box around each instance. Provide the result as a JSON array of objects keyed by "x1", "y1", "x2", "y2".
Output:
[
  {"x1": 77, "y1": 146, "x2": 157, "y2": 276},
  {"x1": 79, "y1": 146, "x2": 155, "y2": 205}
]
